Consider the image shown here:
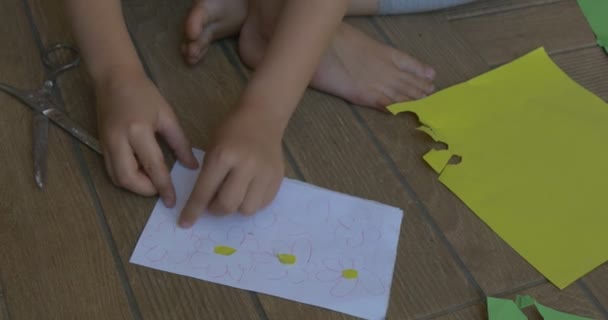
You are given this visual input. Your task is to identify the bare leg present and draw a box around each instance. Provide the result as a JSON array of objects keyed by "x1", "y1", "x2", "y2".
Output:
[
  {"x1": 348, "y1": 0, "x2": 478, "y2": 16},
  {"x1": 179, "y1": 0, "x2": 474, "y2": 66},
  {"x1": 239, "y1": 0, "x2": 439, "y2": 109},
  {"x1": 181, "y1": 0, "x2": 248, "y2": 64}
]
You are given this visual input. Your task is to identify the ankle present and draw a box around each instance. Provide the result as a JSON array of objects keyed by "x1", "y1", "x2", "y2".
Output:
[
  {"x1": 238, "y1": 15, "x2": 264, "y2": 68},
  {"x1": 248, "y1": 1, "x2": 283, "y2": 40}
]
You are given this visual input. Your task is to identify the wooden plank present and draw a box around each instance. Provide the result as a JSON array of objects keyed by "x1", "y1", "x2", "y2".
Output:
[
  {"x1": 0, "y1": 285, "x2": 8, "y2": 320},
  {"x1": 446, "y1": 0, "x2": 567, "y2": 20},
  {"x1": 451, "y1": 0, "x2": 597, "y2": 66},
  {"x1": 432, "y1": 304, "x2": 486, "y2": 319},
  {"x1": 361, "y1": 10, "x2": 608, "y2": 298},
  {"x1": 109, "y1": 6, "x2": 482, "y2": 315},
  {"x1": 431, "y1": 281, "x2": 607, "y2": 320},
  {"x1": 25, "y1": 0, "x2": 99, "y2": 134},
  {"x1": 222, "y1": 36, "x2": 481, "y2": 319},
  {"x1": 350, "y1": 14, "x2": 544, "y2": 294},
  {"x1": 551, "y1": 47, "x2": 608, "y2": 102},
  {"x1": 583, "y1": 265, "x2": 608, "y2": 313},
  {"x1": 118, "y1": 1, "x2": 483, "y2": 316},
  {"x1": 26, "y1": 0, "x2": 265, "y2": 319},
  {"x1": 434, "y1": 281, "x2": 607, "y2": 320},
  {"x1": 266, "y1": 93, "x2": 481, "y2": 319},
  {"x1": 500, "y1": 283, "x2": 604, "y2": 319},
  {"x1": 0, "y1": 0, "x2": 133, "y2": 319},
  {"x1": 114, "y1": 0, "x2": 484, "y2": 319}
]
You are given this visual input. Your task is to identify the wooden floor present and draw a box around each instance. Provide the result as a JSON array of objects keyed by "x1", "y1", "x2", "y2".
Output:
[{"x1": 1, "y1": 0, "x2": 607, "y2": 319}]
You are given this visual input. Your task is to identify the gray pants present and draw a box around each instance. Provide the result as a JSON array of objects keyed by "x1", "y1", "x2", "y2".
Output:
[{"x1": 378, "y1": 0, "x2": 476, "y2": 14}]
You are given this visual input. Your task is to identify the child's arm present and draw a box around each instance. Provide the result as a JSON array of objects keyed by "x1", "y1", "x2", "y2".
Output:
[
  {"x1": 240, "y1": 0, "x2": 349, "y2": 123},
  {"x1": 65, "y1": 0, "x2": 143, "y2": 85},
  {"x1": 65, "y1": 0, "x2": 197, "y2": 207},
  {"x1": 179, "y1": 0, "x2": 349, "y2": 226}
]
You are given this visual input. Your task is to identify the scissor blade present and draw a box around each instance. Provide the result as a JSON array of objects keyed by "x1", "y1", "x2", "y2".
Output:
[
  {"x1": 33, "y1": 113, "x2": 49, "y2": 189},
  {"x1": 42, "y1": 108, "x2": 102, "y2": 155}
]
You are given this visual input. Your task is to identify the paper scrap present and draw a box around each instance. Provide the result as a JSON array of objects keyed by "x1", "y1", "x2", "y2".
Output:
[
  {"x1": 488, "y1": 295, "x2": 593, "y2": 320},
  {"x1": 515, "y1": 294, "x2": 536, "y2": 309},
  {"x1": 388, "y1": 47, "x2": 608, "y2": 289},
  {"x1": 130, "y1": 149, "x2": 403, "y2": 320},
  {"x1": 488, "y1": 297, "x2": 527, "y2": 320},
  {"x1": 533, "y1": 301, "x2": 592, "y2": 320},
  {"x1": 577, "y1": 0, "x2": 608, "y2": 53}
]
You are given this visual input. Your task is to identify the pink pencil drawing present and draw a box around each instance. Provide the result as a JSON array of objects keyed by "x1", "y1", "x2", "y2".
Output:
[
  {"x1": 253, "y1": 209, "x2": 278, "y2": 229},
  {"x1": 333, "y1": 208, "x2": 382, "y2": 248},
  {"x1": 315, "y1": 256, "x2": 386, "y2": 297},
  {"x1": 188, "y1": 226, "x2": 258, "y2": 282},
  {"x1": 288, "y1": 199, "x2": 330, "y2": 226},
  {"x1": 130, "y1": 150, "x2": 404, "y2": 320},
  {"x1": 140, "y1": 218, "x2": 202, "y2": 266},
  {"x1": 251, "y1": 237, "x2": 317, "y2": 284}
]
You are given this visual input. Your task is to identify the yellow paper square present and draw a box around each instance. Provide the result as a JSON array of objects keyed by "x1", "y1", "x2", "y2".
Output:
[{"x1": 388, "y1": 47, "x2": 608, "y2": 289}]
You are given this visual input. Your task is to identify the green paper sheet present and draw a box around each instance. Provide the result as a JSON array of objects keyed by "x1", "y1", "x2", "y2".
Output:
[
  {"x1": 577, "y1": 0, "x2": 608, "y2": 53},
  {"x1": 488, "y1": 295, "x2": 593, "y2": 320},
  {"x1": 488, "y1": 297, "x2": 527, "y2": 320},
  {"x1": 515, "y1": 295, "x2": 536, "y2": 309},
  {"x1": 387, "y1": 47, "x2": 608, "y2": 289}
]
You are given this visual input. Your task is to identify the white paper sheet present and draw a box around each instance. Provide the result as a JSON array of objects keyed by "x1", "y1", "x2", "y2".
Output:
[{"x1": 130, "y1": 149, "x2": 403, "y2": 320}]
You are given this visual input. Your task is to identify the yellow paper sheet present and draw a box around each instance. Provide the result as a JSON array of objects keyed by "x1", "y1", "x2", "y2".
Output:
[{"x1": 388, "y1": 47, "x2": 608, "y2": 289}]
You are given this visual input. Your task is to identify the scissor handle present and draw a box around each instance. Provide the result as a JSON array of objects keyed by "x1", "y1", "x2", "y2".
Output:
[{"x1": 42, "y1": 43, "x2": 81, "y2": 80}]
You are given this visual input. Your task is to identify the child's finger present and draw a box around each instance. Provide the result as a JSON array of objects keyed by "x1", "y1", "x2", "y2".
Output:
[
  {"x1": 101, "y1": 144, "x2": 118, "y2": 184},
  {"x1": 184, "y1": 1, "x2": 206, "y2": 41},
  {"x1": 158, "y1": 110, "x2": 198, "y2": 169},
  {"x1": 208, "y1": 167, "x2": 253, "y2": 215},
  {"x1": 112, "y1": 140, "x2": 157, "y2": 196},
  {"x1": 179, "y1": 155, "x2": 231, "y2": 228},
  {"x1": 239, "y1": 176, "x2": 269, "y2": 216},
  {"x1": 130, "y1": 130, "x2": 176, "y2": 208},
  {"x1": 262, "y1": 177, "x2": 282, "y2": 209}
]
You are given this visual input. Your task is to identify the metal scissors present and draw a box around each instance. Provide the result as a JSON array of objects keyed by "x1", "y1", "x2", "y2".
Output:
[{"x1": 0, "y1": 43, "x2": 101, "y2": 189}]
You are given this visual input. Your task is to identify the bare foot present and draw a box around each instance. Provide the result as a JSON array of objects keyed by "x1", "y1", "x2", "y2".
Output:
[
  {"x1": 239, "y1": 19, "x2": 436, "y2": 110},
  {"x1": 182, "y1": 0, "x2": 248, "y2": 64},
  {"x1": 238, "y1": 11, "x2": 268, "y2": 68},
  {"x1": 312, "y1": 23, "x2": 436, "y2": 108}
]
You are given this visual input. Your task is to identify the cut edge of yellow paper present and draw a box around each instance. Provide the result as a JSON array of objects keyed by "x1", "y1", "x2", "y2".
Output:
[
  {"x1": 423, "y1": 149, "x2": 453, "y2": 173},
  {"x1": 416, "y1": 125, "x2": 456, "y2": 174},
  {"x1": 388, "y1": 47, "x2": 607, "y2": 116},
  {"x1": 388, "y1": 46, "x2": 608, "y2": 183},
  {"x1": 386, "y1": 46, "x2": 608, "y2": 289},
  {"x1": 417, "y1": 125, "x2": 439, "y2": 141}
]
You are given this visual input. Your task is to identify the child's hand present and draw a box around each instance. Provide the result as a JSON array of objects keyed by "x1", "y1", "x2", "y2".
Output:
[
  {"x1": 178, "y1": 107, "x2": 285, "y2": 227},
  {"x1": 96, "y1": 72, "x2": 198, "y2": 207}
]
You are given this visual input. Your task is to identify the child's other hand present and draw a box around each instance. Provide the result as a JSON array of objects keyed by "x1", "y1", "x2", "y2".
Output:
[
  {"x1": 96, "y1": 71, "x2": 198, "y2": 207},
  {"x1": 178, "y1": 107, "x2": 285, "y2": 228}
]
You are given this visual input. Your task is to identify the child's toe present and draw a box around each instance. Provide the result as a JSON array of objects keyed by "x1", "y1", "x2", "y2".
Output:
[{"x1": 185, "y1": 2, "x2": 208, "y2": 40}]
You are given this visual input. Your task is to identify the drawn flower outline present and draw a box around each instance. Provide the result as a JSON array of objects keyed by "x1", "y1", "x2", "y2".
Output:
[
  {"x1": 333, "y1": 208, "x2": 382, "y2": 248},
  {"x1": 315, "y1": 256, "x2": 386, "y2": 297},
  {"x1": 139, "y1": 214, "x2": 202, "y2": 266},
  {"x1": 189, "y1": 226, "x2": 257, "y2": 282},
  {"x1": 251, "y1": 237, "x2": 317, "y2": 284}
]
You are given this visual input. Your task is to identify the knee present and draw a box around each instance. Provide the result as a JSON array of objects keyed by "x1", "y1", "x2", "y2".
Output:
[
  {"x1": 248, "y1": 2, "x2": 281, "y2": 40},
  {"x1": 257, "y1": 13, "x2": 277, "y2": 39}
]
